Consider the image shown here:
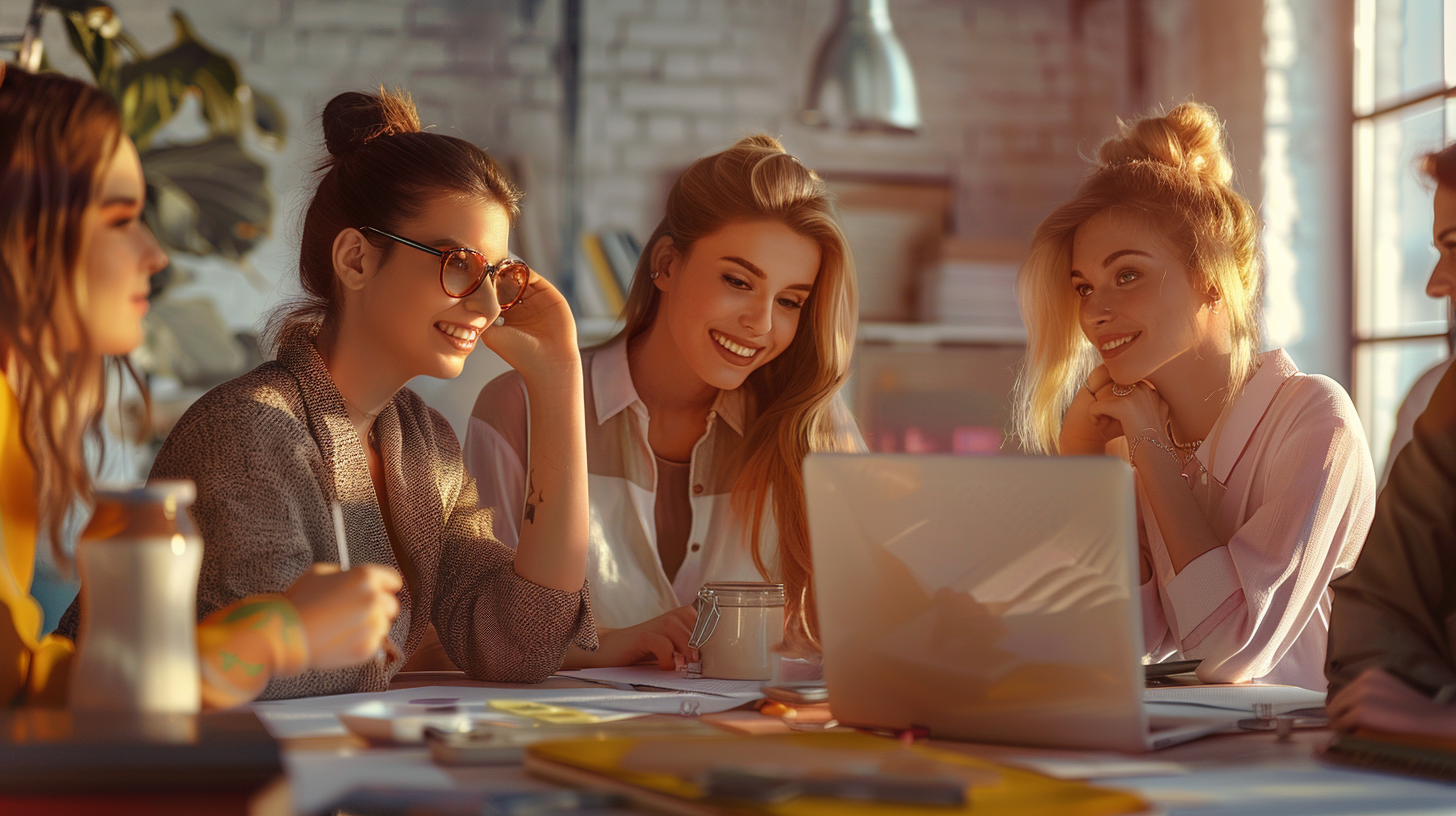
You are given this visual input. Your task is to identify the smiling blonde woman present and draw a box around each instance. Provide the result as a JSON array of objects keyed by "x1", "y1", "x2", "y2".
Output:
[
  {"x1": 466, "y1": 136, "x2": 864, "y2": 667},
  {"x1": 1013, "y1": 103, "x2": 1376, "y2": 690}
]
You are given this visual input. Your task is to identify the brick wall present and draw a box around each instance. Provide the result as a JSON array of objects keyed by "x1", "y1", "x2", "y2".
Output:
[{"x1": 19, "y1": 0, "x2": 1263, "y2": 331}]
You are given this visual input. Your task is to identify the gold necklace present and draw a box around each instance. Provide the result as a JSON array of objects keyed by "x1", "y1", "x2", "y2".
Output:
[
  {"x1": 339, "y1": 394, "x2": 381, "y2": 448},
  {"x1": 340, "y1": 392, "x2": 380, "y2": 421},
  {"x1": 1165, "y1": 419, "x2": 1202, "y2": 453}
]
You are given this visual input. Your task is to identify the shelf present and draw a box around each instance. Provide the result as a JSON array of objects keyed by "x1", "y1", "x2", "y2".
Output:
[
  {"x1": 856, "y1": 322, "x2": 1026, "y2": 346},
  {"x1": 572, "y1": 318, "x2": 1025, "y2": 346}
]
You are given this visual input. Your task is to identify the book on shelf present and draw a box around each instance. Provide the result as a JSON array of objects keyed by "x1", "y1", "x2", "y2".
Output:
[
  {"x1": 599, "y1": 230, "x2": 643, "y2": 295},
  {"x1": 580, "y1": 233, "x2": 625, "y2": 316}
]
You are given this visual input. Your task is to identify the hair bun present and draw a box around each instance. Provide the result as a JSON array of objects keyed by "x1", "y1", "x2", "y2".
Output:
[
  {"x1": 321, "y1": 89, "x2": 421, "y2": 158},
  {"x1": 735, "y1": 134, "x2": 786, "y2": 153},
  {"x1": 1097, "y1": 102, "x2": 1232, "y2": 186}
]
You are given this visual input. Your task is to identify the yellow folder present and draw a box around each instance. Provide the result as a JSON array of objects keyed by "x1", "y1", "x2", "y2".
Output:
[{"x1": 525, "y1": 732, "x2": 1148, "y2": 816}]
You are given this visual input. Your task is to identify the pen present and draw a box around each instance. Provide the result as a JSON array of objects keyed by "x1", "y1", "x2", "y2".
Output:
[{"x1": 331, "y1": 500, "x2": 388, "y2": 665}]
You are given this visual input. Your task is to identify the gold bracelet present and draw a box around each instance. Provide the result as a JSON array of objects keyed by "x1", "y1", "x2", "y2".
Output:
[{"x1": 1128, "y1": 434, "x2": 1181, "y2": 468}]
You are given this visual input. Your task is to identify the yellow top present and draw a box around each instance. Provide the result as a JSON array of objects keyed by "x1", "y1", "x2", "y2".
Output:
[
  {"x1": 0, "y1": 380, "x2": 308, "y2": 708},
  {"x1": 0, "y1": 378, "x2": 75, "y2": 706}
]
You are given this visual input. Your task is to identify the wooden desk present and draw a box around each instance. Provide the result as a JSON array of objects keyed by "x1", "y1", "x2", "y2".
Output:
[{"x1": 269, "y1": 674, "x2": 1456, "y2": 816}]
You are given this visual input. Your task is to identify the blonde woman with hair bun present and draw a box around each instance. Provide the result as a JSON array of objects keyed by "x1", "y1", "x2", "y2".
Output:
[
  {"x1": 1013, "y1": 102, "x2": 1376, "y2": 690},
  {"x1": 467, "y1": 135, "x2": 863, "y2": 667}
]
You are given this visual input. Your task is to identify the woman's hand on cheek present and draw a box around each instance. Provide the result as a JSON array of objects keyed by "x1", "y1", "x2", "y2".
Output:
[
  {"x1": 1059, "y1": 366, "x2": 1120, "y2": 454},
  {"x1": 480, "y1": 268, "x2": 582, "y2": 387},
  {"x1": 1088, "y1": 379, "x2": 1169, "y2": 444}
]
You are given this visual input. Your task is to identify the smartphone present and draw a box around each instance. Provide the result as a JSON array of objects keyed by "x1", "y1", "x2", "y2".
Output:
[
  {"x1": 423, "y1": 726, "x2": 530, "y2": 765},
  {"x1": 761, "y1": 683, "x2": 830, "y2": 705}
]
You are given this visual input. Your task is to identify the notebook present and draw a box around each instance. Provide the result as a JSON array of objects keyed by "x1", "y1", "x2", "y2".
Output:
[
  {"x1": 0, "y1": 708, "x2": 283, "y2": 794},
  {"x1": 525, "y1": 732, "x2": 1147, "y2": 816},
  {"x1": 1322, "y1": 730, "x2": 1456, "y2": 782}
]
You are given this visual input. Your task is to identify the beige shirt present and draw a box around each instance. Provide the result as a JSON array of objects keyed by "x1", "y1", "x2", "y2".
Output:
[
  {"x1": 465, "y1": 339, "x2": 865, "y2": 629},
  {"x1": 1136, "y1": 350, "x2": 1377, "y2": 690}
]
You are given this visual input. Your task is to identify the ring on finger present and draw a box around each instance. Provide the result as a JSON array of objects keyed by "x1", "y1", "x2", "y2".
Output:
[{"x1": 1111, "y1": 382, "x2": 1137, "y2": 397}]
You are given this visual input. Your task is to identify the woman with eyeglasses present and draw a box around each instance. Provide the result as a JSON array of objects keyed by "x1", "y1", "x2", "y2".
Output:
[
  {"x1": 2, "y1": 65, "x2": 403, "y2": 708},
  {"x1": 1013, "y1": 103, "x2": 1375, "y2": 690},
  {"x1": 466, "y1": 136, "x2": 864, "y2": 668},
  {"x1": 56, "y1": 89, "x2": 595, "y2": 697}
]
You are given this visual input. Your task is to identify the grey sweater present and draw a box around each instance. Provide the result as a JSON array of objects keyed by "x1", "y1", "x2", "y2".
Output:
[{"x1": 61, "y1": 336, "x2": 594, "y2": 698}]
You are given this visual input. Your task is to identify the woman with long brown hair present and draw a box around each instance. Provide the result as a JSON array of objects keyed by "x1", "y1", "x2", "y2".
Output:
[
  {"x1": 1014, "y1": 102, "x2": 1375, "y2": 689},
  {"x1": 467, "y1": 135, "x2": 863, "y2": 666},
  {"x1": 0, "y1": 64, "x2": 401, "y2": 707},
  {"x1": 71, "y1": 87, "x2": 598, "y2": 697}
]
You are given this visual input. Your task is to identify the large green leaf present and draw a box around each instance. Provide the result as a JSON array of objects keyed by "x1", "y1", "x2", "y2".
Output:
[
  {"x1": 141, "y1": 135, "x2": 271, "y2": 260},
  {"x1": 114, "y1": 11, "x2": 245, "y2": 149},
  {"x1": 249, "y1": 88, "x2": 287, "y2": 149}
]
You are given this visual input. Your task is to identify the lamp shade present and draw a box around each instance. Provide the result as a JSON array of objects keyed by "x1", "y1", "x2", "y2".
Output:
[{"x1": 801, "y1": 0, "x2": 921, "y2": 133}]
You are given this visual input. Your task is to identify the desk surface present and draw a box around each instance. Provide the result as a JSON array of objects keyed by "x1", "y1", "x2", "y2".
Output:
[{"x1": 271, "y1": 673, "x2": 1456, "y2": 816}]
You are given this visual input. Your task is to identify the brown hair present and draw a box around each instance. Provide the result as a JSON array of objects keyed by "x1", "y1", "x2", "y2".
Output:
[
  {"x1": 266, "y1": 88, "x2": 522, "y2": 351},
  {"x1": 1013, "y1": 102, "x2": 1264, "y2": 453},
  {"x1": 1421, "y1": 141, "x2": 1456, "y2": 188},
  {"x1": 0, "y1": 65, "x2": 143, "y2": 565},
  {"x1": 610, "y1": 135, "x2": 860, "y2": 651}
]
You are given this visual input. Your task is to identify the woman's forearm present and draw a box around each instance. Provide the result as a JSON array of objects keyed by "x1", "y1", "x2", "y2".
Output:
[
  {"x1": 1132, "y1": 444, "x2": 1224, "y2": 574},
  {"x1": 511, "y1": 365, "x2": 590, "y2": 593}
]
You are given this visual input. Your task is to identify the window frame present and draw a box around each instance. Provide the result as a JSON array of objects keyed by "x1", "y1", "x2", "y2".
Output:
[{"x1": 1351, "y1": 0, "x2": 1456, "y2": 475}]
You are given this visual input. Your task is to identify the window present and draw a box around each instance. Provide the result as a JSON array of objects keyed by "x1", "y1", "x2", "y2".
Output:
[{"x1": 1353, "y1": 0, "x2": 1456, "y2": 477}]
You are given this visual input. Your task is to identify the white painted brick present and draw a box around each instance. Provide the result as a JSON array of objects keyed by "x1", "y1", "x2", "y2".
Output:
[
  {"x1": 620, "y1": 83, "x2": 727, "y2": 112},
  {"x1": 625, "y1": 20, "x2": 723, "y2": 48},
  {"x1": 595, "y1": 0, "x2": 651, "y2": 19},
  {"x1": 652, "y1": 0, "x2": 696, "y2": 17},
  {"x1": 702, "y1": 52, "x2": 748, "y2": 78},
  {"x1": 728, "y1": 85, "x2": 784, "y2": 114},
  {"x1": 524, "y1": 76, "x2": 564, "y2": 106},
  {"x1": 611, "y1": 47, "x2": 655, "y2": 74},
  {"x1": 292, "y1": 30, "x2": 354, "y2": 65},
  {"x1": 692, "y1": 116, "x2": 733, "y2": 143},
  {"x1": 661, "y1": 52, "x2": 701, "y2": 81},
  {"x1": 291, "y1": 0, "x2": 409, "y2": 31},
  {"x1": 508, "y1": 42, "x2": 554, "y2": 74},
  {"x1": 647, "y1": 114, "x2": 689, "y2": 143},
  {"x1": 602, "y1": 113, "x2": 641, "y2": 140},
  {"x1": 254, "y1": 29, "x2": 299, "y2": 65}
]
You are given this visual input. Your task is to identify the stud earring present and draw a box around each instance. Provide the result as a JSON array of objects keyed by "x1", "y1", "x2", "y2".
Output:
[{"x1": 650, "y1": 270, "x2": 660, "y2": 279}]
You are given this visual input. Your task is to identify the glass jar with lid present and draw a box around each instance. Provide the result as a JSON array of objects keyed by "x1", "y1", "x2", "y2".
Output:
[{"x1": 686, "y1": 581, "x2": 785, "y2": 681}]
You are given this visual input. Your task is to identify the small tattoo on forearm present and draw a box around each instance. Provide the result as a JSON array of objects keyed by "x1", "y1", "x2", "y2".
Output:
[{"x1": 524, "y1": 470, "x2": 544, "y2": 524}]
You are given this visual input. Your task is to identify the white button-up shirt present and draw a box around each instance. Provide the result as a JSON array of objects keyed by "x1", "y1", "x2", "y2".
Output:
[
  {"x1": 464, "y1": 339, "x2": 864, "y2": 629},
  {"x1": 1136, "y1": 349, "x2": 1377, "y2": 690}
]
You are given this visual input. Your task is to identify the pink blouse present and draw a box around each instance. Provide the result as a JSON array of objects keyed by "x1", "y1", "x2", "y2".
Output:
[{"x1": 1137, "y1": 350, "x2": 1376, "y2": 690}]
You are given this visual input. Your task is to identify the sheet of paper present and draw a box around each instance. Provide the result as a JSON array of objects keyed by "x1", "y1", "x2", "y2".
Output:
[
  {"x1": 251, "y1": 684, "x2": 745, "y2": 740},
  {"x1": 1007, "y1": 756, "x2": 1190, "y2": 780},
  {"x1": 1142, "y1": 684, "x2": 1325, "y2": 714},
  {"x1": 558, "y1": 667, "x2": 766, "y2": 698}
]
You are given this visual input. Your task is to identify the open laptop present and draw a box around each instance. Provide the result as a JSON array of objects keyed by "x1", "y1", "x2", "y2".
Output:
[{"x1": 804, "y1": 453, "x2": 1226, "y2": 752}]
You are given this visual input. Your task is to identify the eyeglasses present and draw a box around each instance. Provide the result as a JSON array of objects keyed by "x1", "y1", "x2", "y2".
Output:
[{"x1": 358, "y1": 226, "x2": 529, "y2": 310}]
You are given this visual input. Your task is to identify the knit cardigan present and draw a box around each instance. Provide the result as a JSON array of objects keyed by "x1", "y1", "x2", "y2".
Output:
[{"x1": 61, "y1": 337, "x2": 595, "y2": 698}]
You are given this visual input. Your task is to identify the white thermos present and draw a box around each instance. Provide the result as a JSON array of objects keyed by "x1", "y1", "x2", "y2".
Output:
[{"x1": 70, "y1": 480, "x2": 203, "y2": 713}]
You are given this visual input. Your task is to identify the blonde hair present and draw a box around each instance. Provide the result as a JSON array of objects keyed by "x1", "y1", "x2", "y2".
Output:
[
  {"x1": 1013, "y1": 102, "x2": 1263, "y2": 454},
  {"x1": 609, "y1": 135, "x2": 858, "y2": 651}
]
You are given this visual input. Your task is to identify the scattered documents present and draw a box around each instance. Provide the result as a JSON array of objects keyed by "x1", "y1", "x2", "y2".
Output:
[{"x1": 559, "y1": 666, "x2": 766, "y2": 698}]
